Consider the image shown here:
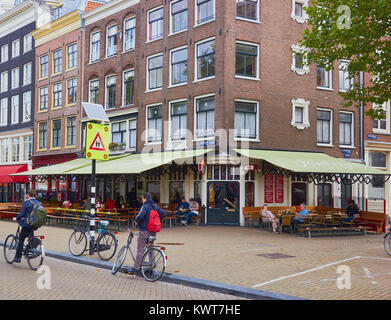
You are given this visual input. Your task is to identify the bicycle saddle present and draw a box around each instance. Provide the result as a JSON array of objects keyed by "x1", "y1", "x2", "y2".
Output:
[{"x1": 148, "y1": 236, "x2": 156, "y2": 242}]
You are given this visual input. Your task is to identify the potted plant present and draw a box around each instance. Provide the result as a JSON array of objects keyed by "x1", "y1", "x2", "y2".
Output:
[
  {"x1": 118, "y1": 142, "x2": 126, "y2": 150},
  {"x1": 109, "y1": 142, "x2": 119, "y2": 151}
]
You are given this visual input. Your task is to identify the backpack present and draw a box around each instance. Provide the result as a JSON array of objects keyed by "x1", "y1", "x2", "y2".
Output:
[
  {"x1": 147, "y1": 206, "x2": 161, "y2": 233},
  {"x1": 27, "y1": 200, "x2": 47, "y2": 231}
]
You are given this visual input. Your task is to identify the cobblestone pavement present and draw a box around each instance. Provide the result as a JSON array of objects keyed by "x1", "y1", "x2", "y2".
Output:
[
  {"x1": 1, "y1": 220, "x2": 391, "y2": 299},
  {"x1": 0, "y1": 256, "x2": 243, "y2": 300}
]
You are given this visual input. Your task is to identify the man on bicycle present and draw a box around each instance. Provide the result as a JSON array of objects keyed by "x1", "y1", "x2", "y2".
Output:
[
  {"x1": 14, "y1": 190, "x2": 40, "y2": 263},
  {"x1": 127, "y1": 192, "x2": 166, "y2": 274}
]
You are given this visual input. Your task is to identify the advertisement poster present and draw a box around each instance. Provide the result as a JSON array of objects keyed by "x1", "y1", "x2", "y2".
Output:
[
  {"x1": 275, "y1": 175, "x2": 284, "y2": 203},
  {"x1": 264, "y1": 174, "x2": 274, "y2": 203}
]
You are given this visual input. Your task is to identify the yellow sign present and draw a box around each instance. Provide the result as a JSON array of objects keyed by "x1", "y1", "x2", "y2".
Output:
[{"x1": 86, "y1": 122, "x2": 109, "y2": 160}]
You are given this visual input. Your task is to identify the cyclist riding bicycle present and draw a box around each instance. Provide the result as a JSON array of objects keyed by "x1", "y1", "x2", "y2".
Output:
[
  {"x1": 127, "y1": 192, "x2": 167, "y2": 274},
  {"x1": 14, "y1": 190, "x2": 40, "y2": 263}
]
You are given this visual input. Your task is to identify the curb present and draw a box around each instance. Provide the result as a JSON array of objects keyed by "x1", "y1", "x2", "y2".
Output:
[{"x1": 0, "y1": 240, "x2": 306, "y2": 300}]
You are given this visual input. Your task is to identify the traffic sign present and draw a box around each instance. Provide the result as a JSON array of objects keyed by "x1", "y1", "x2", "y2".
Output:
[{"x1": 86, "y1": 122, "x2": 109, "y2": 160}]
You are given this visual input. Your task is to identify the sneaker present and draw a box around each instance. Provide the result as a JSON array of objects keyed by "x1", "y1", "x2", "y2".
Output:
[
  {"x1": 125, "y1": 267, "x2": 140, "y2": 274},
  {"x1": 181, "y1": 220, "x2": 187, "y2": 225},
  {"x1": 14, "y1": 256, "x2": 21, "y2": 263}
]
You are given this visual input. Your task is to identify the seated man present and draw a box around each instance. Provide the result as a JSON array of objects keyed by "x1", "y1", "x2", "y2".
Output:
[
  {"x1": 175, "y1": 197, "x2": 190, "y2": 216},
  {"x1": 341, "y1": 200, "x2": 360, "y2": 223},
  {"x1": 181, "y1": 198, "x2": 200, "y2": 226},
  {"x1": 291, "y1": 203, "x2": 309, "y2": 232},
  {"x1": 105, "y1": 197, "x2": 116, "y2": 210}
]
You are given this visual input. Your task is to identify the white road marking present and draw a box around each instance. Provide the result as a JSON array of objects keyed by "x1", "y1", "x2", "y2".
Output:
[{"x1": 252, "y1": 256, "x2": 361, "y2": 288}]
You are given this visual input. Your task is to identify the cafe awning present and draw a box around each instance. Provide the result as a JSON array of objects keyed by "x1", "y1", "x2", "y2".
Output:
[
  {"x1": 66, "y1": 149, "x2": 213, "y2": 175},
  {"x1": 234, "y1": 148, "x2": 391, "y2": 184},
  {"x1": 0, "y1": 164, "x2": 29, "y2": 183}
]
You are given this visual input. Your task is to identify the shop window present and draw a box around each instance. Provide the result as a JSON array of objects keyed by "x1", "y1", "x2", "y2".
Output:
[
  {"x1": 147, "y1": 181, "x2": 160, "y2": 202},
  {"x1": 169, "y1": 181, "x2": 184, "y2": 203}
]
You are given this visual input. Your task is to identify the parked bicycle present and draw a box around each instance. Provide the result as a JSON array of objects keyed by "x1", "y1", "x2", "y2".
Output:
[
  {"x1": 3, "y1": 225, "x2": 45, "y2": 271},
  {"x1": 111, "y1": 228, "x2": 166, "y2": 282},
  {"x1": 384, "y1": 227, "x2": 391, "y2": 256},
  {"x1": 68, "y1": 215, "x2": 118, "y2": 261}
]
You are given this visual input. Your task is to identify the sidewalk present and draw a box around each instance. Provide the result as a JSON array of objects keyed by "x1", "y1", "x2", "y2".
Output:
[{"x1": 1, "y1": 220, "x2": 390, "y2": 299}]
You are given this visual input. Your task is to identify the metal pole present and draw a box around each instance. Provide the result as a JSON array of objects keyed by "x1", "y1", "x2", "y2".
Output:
[{"x1": 89, "y1": 159, "x2": 96, "y2": 255}]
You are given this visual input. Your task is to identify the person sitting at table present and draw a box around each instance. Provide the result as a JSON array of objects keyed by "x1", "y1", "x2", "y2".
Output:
[
  {"x1": 260, "y1": 204, "x2": 279, "y2": 233},
  {"x1": 291, "y1": 203, "x2": 309, "y2": 232},
  {"x1": 95, "y1": 196, "x2": 104, "y2": 213},
  {"x1": 175, "y1": 197, "x2": 190, "y2": 216},
  {"x1": 341, "y1": 200, "x2": 360, "y2": 223},
  {"x1": 105, "y1": 197, "x2": 116, "y2": 210},
  {"x1": 80, "y1": 197, "x2": 91, "y2": 211},
  {"x1": 181, "y1": 198, "x2": 200, "y2": 226},
  {"x1": 119, "y1": 195, "x2": 127, "y2": 209}
]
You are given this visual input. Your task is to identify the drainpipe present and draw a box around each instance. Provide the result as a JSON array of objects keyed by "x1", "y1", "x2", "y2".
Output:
[{"x1": 359, "y1": 71, "x2": 365, "y2": 210}]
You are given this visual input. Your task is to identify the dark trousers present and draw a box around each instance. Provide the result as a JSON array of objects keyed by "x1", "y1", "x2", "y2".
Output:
[
  {"x1": 16, "y1": 227, "x2": 33, "y2": 258},
  {"x1": 134, "y1": 230, "x2": 155, "y2": 270}
]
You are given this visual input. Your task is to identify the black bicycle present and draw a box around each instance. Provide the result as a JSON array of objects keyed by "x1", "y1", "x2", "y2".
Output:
[
  {"x1": 68, "y1": 215, "x2": 118, "y2": 261},
  {"x1": 4, "y1": 226, "x2": 45, "y2": 271},
  {"x1": 384, "y1": 227, "x2": 391, "y2": 256},
  {"x1": 111, "y1": 228, "x2": 166, "y2": 282}
]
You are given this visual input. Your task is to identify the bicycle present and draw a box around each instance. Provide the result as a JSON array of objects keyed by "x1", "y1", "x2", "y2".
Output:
[
  {"x1": 3, "y1": 225, "x2": 45, "y2": 271},
  {"x1": 384, "y1": 227, "x2": 391, "y2": 256},
  {"x1": 68, "y1": 215, "x2": 118, "y2": 261},
  {"x1": 111, "y1": 228, "x2": 166, "y2": 282}
]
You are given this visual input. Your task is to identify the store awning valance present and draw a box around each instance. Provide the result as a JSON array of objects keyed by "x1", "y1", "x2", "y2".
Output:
[
  {"x1": 66, "y1": 149, "x2": 212, "y2": 175},
  {"x1": 234, "y1": 148, "x2": 391, "y2": 184},
  {"x1": 0, "y1": 164, "x2": 28, "y2": 183}
]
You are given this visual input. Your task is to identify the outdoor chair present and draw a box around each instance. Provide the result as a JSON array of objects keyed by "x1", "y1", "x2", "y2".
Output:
[
  {"x1": 247, "y1": 212, "x2": 261, "y2": 229},
  {"x1": 279, "y1": 215, "x2": 293, "y2": 234}
]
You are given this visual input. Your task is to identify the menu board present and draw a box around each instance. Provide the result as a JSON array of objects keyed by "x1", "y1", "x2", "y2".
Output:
[
  {"x1": 275, "y1": 175, "x2": 284, "y2": 203},
  {"x1": 264, "y1": 174, "x2": 274, "y2": 203}
]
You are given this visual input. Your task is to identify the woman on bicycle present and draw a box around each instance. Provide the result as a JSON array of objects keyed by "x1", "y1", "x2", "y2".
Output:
[
  {"x1": 127, "y1": 192, "x2": 167, "y2": 274},
  {"x1": 14, "y1": 190, "x2": 40, "y2": 263}
]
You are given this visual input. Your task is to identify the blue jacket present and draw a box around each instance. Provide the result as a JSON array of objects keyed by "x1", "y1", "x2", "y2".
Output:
[
  {"x1": 175, "y1": 201, "x2": 190, "y2": 211},
  {"x1": 296, "y1": 208, "x2": 309, "y2": 223},
  {"x1": 135, "y1": 199, "x2": 167, "y2": 232},
  {"x1": 16, "y1": 198, "x2": 40, "y2": 229}
]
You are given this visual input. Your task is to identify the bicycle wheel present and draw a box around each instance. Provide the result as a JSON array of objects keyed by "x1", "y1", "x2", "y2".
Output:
[
  {"x1": 68, "y1": 230, "x2": 87, "y2": 256},
  {"x1": 141, "y1": 248, "x2": 165, "y2": 282},
  {"x1": 97, "y1": 232, "x2": 117, "y2": 261},
  {"x1": 112, "y1": 245, "x2": 127, "y2": 275},
  {"x1": 26, "y1": 238, "x2": 43, "y2": 271},
  {"x1": 384, "y1": 233, "x2": 391, "y2": 256},
  {"x1": 4, "y1": 234, "x2": 18, "y2": 264}
]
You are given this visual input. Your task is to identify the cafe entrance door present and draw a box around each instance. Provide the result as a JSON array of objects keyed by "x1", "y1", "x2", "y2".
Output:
[{"x1": 207, "y1": 181, "x2": 240, "y2": 225}]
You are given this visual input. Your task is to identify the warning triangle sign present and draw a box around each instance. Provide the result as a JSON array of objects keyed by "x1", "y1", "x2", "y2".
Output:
[{"x1": 89, "y1": 132, "x2": 106, "y2": 151}]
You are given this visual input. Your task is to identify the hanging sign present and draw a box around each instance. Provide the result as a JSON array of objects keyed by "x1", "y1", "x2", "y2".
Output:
[
  {"x1": 198, "y1": 159, "x2": 206, "y2": 175},
  {"x1": 264, "y1": 174, "x2": 274, "y2": 203},
  {"x1": 86, "y1": 122, "x2": 109, "y2": 160}
]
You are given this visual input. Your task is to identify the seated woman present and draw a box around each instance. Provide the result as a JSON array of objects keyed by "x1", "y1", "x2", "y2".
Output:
[{"x1": 260, "y1": 204, "x2": 279, "y2": 232}]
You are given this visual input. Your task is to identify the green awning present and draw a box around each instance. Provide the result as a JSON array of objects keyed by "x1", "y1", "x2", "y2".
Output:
[
  {"x1": 67, "y1": 149, "x2": 212, "y2": 175},
  {"x1": 235, "y1": 148, "x2": 391, "y2": 175}
]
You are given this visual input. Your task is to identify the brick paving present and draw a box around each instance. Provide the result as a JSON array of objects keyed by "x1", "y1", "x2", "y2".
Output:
[{"x1": 1, "y1": 220, "x2": 391, "y2": 299}]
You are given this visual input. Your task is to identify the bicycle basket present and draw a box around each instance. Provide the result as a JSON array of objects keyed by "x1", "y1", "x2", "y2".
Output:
[{"x1": 29, "y1": 237, "x2": 40, "y2": 249}]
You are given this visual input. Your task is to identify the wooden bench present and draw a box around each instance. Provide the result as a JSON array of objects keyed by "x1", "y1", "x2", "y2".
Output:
[
  {"x1": 357, "y1": 211, "x2": 386, "y2": 234},
  {"x1": 0, "y1": 210, "x2": 18, "y2": 220},
  {"x1": 297, "y1": 226, "x2": 371, "y2": 238}
]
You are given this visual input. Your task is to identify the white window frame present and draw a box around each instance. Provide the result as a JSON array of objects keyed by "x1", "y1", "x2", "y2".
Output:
[
  {"x1": 193, "y1": 93, "x2": 215, "y2": 141},
  {"x1": 170, "y1": 0, "x2": 188, "y2": 35},
  {"x1": 339, "y1": 60, "x2": 354, "y2": 92},
  {"x1": 194, "y1": 0, "x2": 216, "y2": 27},
  {"x1": 339, "y1": 111, "x2": 354, "y2": 148},
  {"x1": 0, "y1": 98, "x2": 7, "y2": 126},
  {"x1": 373, "y1": 101, "x2": 390, "y2": 134},
  {"x1": 123, "y1": 16, "x2": 136, "y2": 52},
  {"x1": 168, "y1": 98, "x2": 188, "y2": 144},
  {"x1": 11, "y1": 95, "x2": 19, "y2": 124},
  {"x1": 88, "y1": 78, "x2": 99, "y2": 104},
  {"x1": 291, "y1": 44, "x2": 310, "y2": 75},
  {"x1": 90, "y1": 31, "x2": 100, "y2": 63},
  {"x1": 145, "y1": 103, "x2": 163, "y2": 145},
  {"x1": 147, "y1": 6, "x2": 164, "y2": 43},
  {"x1": 236, "y1": 0, "x2": 260, "y2": 23},
  {"x1": 122, "y1": 69, "x2": 135, "y2": 106},
  {"x1": 106, "y1": 24, "x2": 118, "y2": 58},
  {"x1": 11, "y1": 39, "x2": 20, "y2": 59},
  {"x1": 11, "y1": 67, "x2": 19, "y2": 89},
  {"x1": 1, "y1": 44, "x2": 8, "y2": 63},
  {"x1": 291, "y1": 0, "x2": 309, "y2": 23},
  {"x1": 146, "y1": 52, "x2": 164, "y2": 92},
  {"x1": 234, "y1": 99, "x2": 260, "y2": 142},
  {"x1": 128, "y1": 119, "x2": 137, "y2": 150},
  {"x1": 194, "y1": 36, "x2": 216, "y2": 83},
  {"x1": 169, "y1": 45, "x2": 188, "y2": 87},
  {"x1": 317, "y1": 108, "x2": 333, "y2": 147},
  {"x1": 235, "y1": 40, "x2": 260, "y2": 81},
  {"x1": 105, "y1": 74, "x2": 116, "y2": 109},
  {"x1": 0, "y1": 71, "x2": 8, "y2": 92},
  {"x1": 23, "y1": 62, "x2": 32, "y2": 86},
  {"x1": 23, "y1": 33, "x2": 32, "y2": 53},
  {"x1": 22, "y1": 91, "x2": 31, "y2": 122},
  {"x1": 317, "y1": 65, "x2": 333, "y2": 90},
  {"x1": 291, "y1": 98, "x2": 310, "y2": 130}
]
